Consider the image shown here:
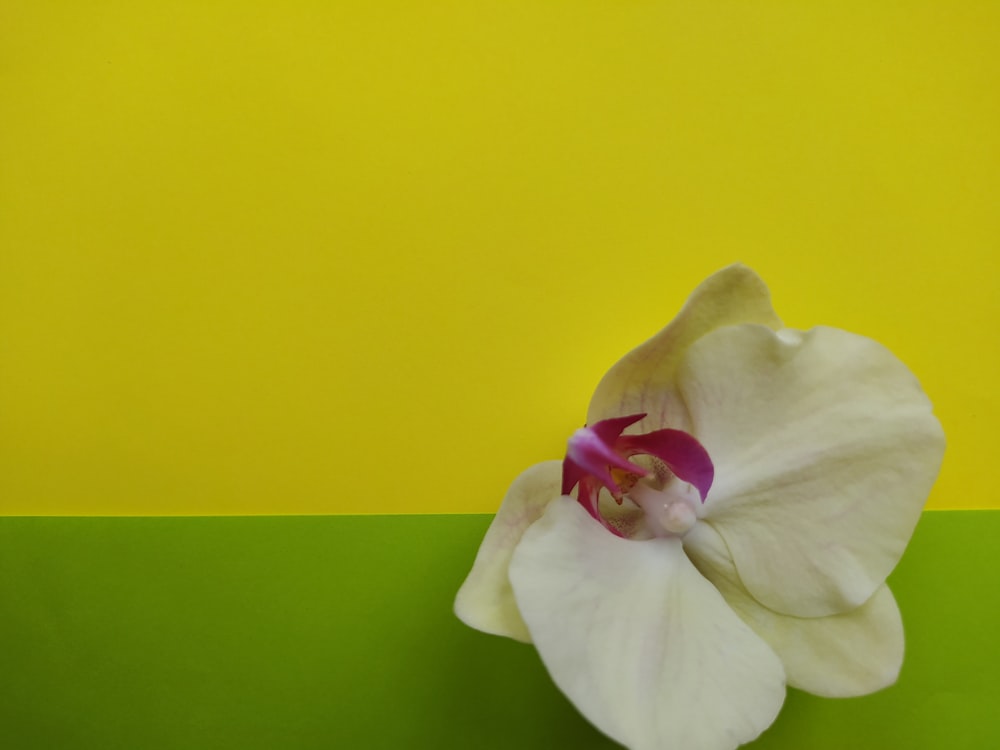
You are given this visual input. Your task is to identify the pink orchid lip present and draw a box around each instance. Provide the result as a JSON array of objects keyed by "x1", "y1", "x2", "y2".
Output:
[{"x1": 561, "y1": 413, "x2": 715, "y2": 536}]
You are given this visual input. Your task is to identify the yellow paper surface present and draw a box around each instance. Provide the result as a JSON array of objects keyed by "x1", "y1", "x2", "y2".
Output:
[{"x1": 1, "y1": 1, "x2": 996, "y2": 514}]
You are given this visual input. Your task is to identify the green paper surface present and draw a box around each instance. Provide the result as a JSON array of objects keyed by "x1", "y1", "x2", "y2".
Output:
[{"x1": 1, "y1": 512, "x2": 997, "y2": 748}]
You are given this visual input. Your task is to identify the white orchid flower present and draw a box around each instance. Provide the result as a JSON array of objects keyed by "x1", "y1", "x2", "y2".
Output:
[{"x1": 455, "y1": 265, "x2": 945, "y2": 750}]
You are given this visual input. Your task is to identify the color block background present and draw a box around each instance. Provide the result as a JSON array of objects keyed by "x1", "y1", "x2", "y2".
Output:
[
  {"x1": 1, "y1": 512, "x2": 999, "y2": 749},
  {"x1": 1, "y1": 0, "x2": 997, "y2": 515},
  {"x1": 2, "y1": 3, "x2": 998, "y2": 749}
]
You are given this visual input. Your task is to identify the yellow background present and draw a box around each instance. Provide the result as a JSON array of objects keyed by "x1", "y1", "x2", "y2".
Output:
[{"x1": 1, "y1": 1, "x2": 996, "y2": 514}]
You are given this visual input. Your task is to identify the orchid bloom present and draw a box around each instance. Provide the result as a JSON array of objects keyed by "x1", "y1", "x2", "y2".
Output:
[{"x1": 454, "y1": 265, "x2": 945, "y2": 750}]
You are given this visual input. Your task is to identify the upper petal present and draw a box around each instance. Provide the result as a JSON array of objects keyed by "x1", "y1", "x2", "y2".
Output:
[
  {"x1": 685, "y1": 522, "x2": 905, "y2": 697},
  {"x1": 509, "y1": 497, "x2": 786, "y2": 750},
  {"x1": 678, "y1": 324, "x2": 945, "y2": 617},
  {"x1": 454, "y1": 461, "x2": 562, "y2": 643},
  {"x1": 587, "y1": 264, "x2": 782, "y2": 434}
]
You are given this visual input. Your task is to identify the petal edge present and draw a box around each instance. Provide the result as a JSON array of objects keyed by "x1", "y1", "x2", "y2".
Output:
[
  {"x1": 680, "y1": 324, "x2": 944, "y2": 617},
  {"x1": 685, "y1": 521, "x2": 905, "y2": 697},
  {"x1": 510, "y1": 498, "x2": 786, "y2": 750},
  {"x1": 454, "y1": 461, "x2": 562, "y2": 643},
  {"x1": 587, "y1": 264, "x2": 783, "y2": 434}
]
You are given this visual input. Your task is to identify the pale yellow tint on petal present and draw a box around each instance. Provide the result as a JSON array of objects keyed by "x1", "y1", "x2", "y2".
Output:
[
  {"x1": 587, "y1": 265, "x2": 782, "y2": 434},
  {"x1": 679, "y1": 325, "x2": 945, "y2": 617},
  {"x1": 685, "y1": 522, "x2": 904, "y2": 698},
  {"x1": 510, "y1": 498, "x2": 786, "y2": 750},
  {"x1": 454, "y1": 461, "x2": 561, "y2": 643}
]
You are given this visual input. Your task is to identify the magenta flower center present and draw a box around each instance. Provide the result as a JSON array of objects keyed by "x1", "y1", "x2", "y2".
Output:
[{"x1": 561, "y1": 413, "x2": 714, "y2": 537}]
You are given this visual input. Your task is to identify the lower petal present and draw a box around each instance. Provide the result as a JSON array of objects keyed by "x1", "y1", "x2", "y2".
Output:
[
  {"x1": 685, "y1": 522, "x2": 904, "y2": 698},
  {"x1": 454, "y1": 461, "x2": 562, "y2": 643},
  {"x1": 509, "y1": 497, "x2": 786, "y2": 750}
]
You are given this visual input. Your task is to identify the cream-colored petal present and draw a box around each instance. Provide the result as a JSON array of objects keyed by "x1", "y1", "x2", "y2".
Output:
[
  {"x1": 587, "y1": 264, "x2": 782, "y2": 434},
  {"x1": 685, "y1": 522, "x2": 904, "y2": 697},
  {"x1": 678, "y1": 324, "x2": 945, "y2": 617},
  {"x1": 509, "y1": 497, "x2": 786, "y2": 750},
  {"x1": 454, "y1": 461, "x2": 561, "y2": 642}
]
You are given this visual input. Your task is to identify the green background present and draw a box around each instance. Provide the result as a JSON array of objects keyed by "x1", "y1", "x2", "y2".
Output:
[{"x1": 1, "y1": 512, "x2": 997, "y2": 749}]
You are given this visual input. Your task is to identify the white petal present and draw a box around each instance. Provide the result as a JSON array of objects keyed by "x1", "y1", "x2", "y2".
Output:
[
  {"x1": 509, "y1": 497, "x2": 786, "y2": 750},
  {"x1": 454, "y1": 461, "x2": 562, "y2": 642},
  {"x1": 685, "y1": 522, "x2": 904, "y2": 697},
  {"x1": 678, "y1": 324, "x2": 945, "y2": 617},
  {"x1": 587, "y1": 264, "x2": 782, "y2": 433}
]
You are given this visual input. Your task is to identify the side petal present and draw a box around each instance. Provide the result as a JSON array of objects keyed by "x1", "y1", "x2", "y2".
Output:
[
  {"x1": 509, "y1": 497, "x2": 786, "y2": 750},
  {"x1": 678, "y1": 324, "x2": 945, "y2": 617},
  {"x1": 685, "y1": 522, "x2": 904, "y2": 698},
  {"x1": 587, "y1": 264, "x2": 782, "y2": 433},
  {"x1": 454, "y1": 461, "x2": 562, "y2": 643}
]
